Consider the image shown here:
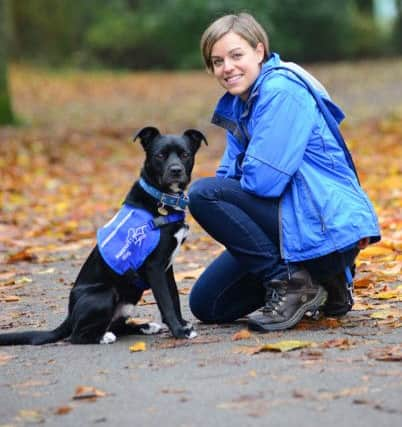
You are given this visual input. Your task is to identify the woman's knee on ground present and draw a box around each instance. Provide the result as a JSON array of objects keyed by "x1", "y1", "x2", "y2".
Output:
[{"x1": 189, "y1": 289, "x2": 218, "y2": 324}]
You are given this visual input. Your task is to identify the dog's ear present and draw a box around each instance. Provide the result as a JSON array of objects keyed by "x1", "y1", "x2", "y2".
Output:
[
  {"x1": 133, "y1": 127, "x2": 160, "y2": 149},
  {"x1": 183, "y1": 129, "x2": 208, "y2": 153}
]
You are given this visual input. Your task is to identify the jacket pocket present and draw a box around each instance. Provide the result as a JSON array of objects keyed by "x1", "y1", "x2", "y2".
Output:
[{"x1": 295, "y1": 172, "x2": 326, "y2": 232}]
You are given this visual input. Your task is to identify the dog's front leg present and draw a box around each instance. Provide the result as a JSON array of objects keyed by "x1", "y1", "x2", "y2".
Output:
[
  {"x1": 144, "y1": 262, "x2": 193, "y2": 339},
  {"x1": 166, "y1": 267, "x2": 196, "y2": 336}
]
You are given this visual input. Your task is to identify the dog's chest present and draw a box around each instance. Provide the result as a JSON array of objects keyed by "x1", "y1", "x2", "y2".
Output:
[{"x1": 166, "y1": 225, "x2": 189, "y2": 270}]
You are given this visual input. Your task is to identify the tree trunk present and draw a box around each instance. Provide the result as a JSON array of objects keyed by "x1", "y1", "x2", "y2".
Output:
[{"x1": 0, "y1": 0, "x2": 15, "y2": 125}]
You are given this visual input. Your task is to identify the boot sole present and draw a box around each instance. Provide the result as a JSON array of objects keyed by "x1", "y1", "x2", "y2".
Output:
[{"x1": 248, "y1": 287, "x2": 328, "y2": 332}]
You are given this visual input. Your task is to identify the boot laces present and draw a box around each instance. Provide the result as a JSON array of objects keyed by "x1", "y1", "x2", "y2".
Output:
[{"x1": 263, "y1": 282, "x2": 287, "y2": 314}]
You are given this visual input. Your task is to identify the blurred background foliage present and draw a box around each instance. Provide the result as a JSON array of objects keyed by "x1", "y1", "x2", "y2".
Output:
[{"x1": 5, "y1": 0, "x2": 402, "y2": 69}]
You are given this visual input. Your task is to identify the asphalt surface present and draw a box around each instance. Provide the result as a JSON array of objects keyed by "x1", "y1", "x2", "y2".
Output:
[{"x1": 1, "y1": 243, "x2": 401, "y2": 427}]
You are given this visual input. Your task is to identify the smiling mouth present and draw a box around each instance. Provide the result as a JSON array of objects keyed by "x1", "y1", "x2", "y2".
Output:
[{"x1": 225, "y1": 75, "x2": 243, "y2": 85}]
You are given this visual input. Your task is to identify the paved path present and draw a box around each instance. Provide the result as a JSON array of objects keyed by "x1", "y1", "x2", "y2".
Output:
[{"x1": 1, "y1": 242, "x2": 401, "y2": 427}]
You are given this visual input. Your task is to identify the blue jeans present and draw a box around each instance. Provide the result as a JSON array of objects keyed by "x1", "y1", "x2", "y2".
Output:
[{"x1": 188, "y1": 177, "x2": 357, "y2": 323}]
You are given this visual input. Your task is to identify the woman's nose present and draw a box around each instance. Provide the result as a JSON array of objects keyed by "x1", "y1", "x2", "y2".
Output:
[{"x1": 223, "y1": 58, "x2": 234, "y2": 73}]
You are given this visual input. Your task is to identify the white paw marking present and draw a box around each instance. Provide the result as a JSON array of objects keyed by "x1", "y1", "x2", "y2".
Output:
[
  {"x1": 100, "y1": 331, "x2": 116, "y2": 344},
  {"x1": 188, "y1": 330, "x2": 197, "y2": 339},
  {"x1": 140, "y1": 322, "x2": 162, "y2": 335}
]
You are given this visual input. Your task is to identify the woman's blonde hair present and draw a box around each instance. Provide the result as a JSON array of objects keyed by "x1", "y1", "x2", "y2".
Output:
[{"x1": 200, "y1": 13, "x2": 270, "y2": 71}]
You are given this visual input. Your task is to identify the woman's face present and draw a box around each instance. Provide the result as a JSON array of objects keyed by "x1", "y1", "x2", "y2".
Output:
[{"x1": 210, "y1": 31, "x2": 264, "y2": 101}]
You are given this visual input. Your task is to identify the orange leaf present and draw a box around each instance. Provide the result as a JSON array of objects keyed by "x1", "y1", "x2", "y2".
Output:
[
  {"x1": 231, "y1": 329, "x2": 252, "y2": 341},
  {"x1": 7, "y1": 248, "x2": 37, "y2": 264},
  {"x1": 55, "y1": 406, "x2": 73, "y2": 415},
  {"x1": 72, "y1": 386, "x2": 106, "y2": 400}
]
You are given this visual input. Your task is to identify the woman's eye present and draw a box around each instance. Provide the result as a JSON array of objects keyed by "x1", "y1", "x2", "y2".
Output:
[
  {"x1": 212, "y1": 59, "x2": 223, "y2": 67},
  {"x1": 232, "y1": 52, "x2": 243, "y2": 60}
]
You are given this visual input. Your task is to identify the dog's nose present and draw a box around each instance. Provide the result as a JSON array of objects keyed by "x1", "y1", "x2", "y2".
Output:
[{"x1": 169, "y1": 165, "x2": 184, "y2": 177}]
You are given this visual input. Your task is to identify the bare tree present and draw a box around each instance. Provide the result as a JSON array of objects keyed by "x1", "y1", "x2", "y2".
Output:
[{"x1": 0, "y1": 0, "x2": 15, "y2": 125}]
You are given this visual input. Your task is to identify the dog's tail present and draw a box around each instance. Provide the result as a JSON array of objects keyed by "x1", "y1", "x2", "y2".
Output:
[{"x1": 0, "y1": 317, "x2": 71, "y2": 346}]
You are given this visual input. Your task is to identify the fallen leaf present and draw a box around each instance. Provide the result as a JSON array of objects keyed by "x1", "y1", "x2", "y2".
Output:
[
  {"x1": 0, "y1": 352, "x2": 14, "y2": 365},
  {"x1": 129, "y1": 341, "x2": 146, "y2": 352},
  {"x1": 367, "y1": 345, "x2": 402, "y2": 362},
  {"x1": 354, "y1": 275, "x2": 375, "y2": 288},
  {"x1": 373, "y1": 287, "x2": 402, "y2": 300},
  {"x1": 7, "y1": 248, "x2": 37, "y2": 264},
  {"x1": 37, "y1": 268, "x2": 56, "y2": 275},
  {"x1": 358, "y1": 245, "x2": 394, "y2": 259},
  {"x1": 18, "y1": 409, "x2": 44, "y2": 423},
  {"x1": 72, "y1": 386, "x2": 107, "y2": 400},
  {"x1": 55, "y1": 406, "x2": 73, "y2": 415},
  {"x1": 261, "y1": 340, "x2": 313, "y2": 352},
  {"x1": 295, "y1": 317, "x2": 342, "y2": 330},
  {"x1": 231, "y1": 329, "x2": 252, "y2": 341},
  {"x1": 370, "y1": 309, "x2": 401, "y2": 320},
  {"x1": 2, "y1": 296, "x2": 21, "y2": 302},
  {"x1": 320, "y1": 338, "x2": 354, "y2": 349},
  {"x1": 175, "y1": 267, "x2": 205, "y2": 281},
  {"x1": 234, "y1": 340, "x2": 313, "y2": 355}
]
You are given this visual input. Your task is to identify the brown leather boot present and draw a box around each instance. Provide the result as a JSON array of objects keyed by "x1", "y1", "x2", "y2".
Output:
[{"x1": 248, "y1": 269, "x2": 327, "y2": 332}]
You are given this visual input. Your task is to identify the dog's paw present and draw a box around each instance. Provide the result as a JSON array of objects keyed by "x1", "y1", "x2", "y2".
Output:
[
  {"x1": 140, "y1": 322, "x2": 162, "y2": 335},
  {"x1": 186, "y1": 329, "x2": 198, "y2": 339},
  {"x1": 172, "y1": 322, "x2": 197, "y2": 339},
  {"x1": 100, "y1": 331, "x2": 117, "y2": 344},
  {"x1": 184, "y1": 322, "x2": 197, "y2": 339}
]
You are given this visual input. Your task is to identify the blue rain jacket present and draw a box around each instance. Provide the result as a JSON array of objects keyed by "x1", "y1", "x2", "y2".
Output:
[
  {"x1": 97, "y1": 204, "x2": 160, "y2": 289},
  {"x1": 212, "y1": 53, "x2": 380, "y2": 262}
]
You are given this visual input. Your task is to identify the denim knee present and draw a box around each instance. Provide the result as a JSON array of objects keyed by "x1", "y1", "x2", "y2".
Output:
[{"x1": 189, "y1": 287, "x2": 216, "y2": 324}]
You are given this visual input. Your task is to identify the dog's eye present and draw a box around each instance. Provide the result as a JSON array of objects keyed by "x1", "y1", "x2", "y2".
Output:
[
  {"x1": 181, "y1": 152, "x2": 190, "y2": 160},
  {"x1": 156, "y1": 153, "x2": 165, "y2": 160}
]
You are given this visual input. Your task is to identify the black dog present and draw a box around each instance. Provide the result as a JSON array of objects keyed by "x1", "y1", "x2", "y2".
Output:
[{"x1": 0, "y1": 127, "x2": 207, "y2": 345}]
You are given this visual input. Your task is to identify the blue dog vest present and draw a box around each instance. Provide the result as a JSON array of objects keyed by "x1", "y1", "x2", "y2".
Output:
[{"x1": 97, "y1": 204, "x2": 184, "y2": 290}]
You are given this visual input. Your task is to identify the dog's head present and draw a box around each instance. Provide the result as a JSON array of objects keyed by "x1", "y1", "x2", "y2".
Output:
[{"x1": 133, "y1": 127, "x2": 207, "y2": 193}]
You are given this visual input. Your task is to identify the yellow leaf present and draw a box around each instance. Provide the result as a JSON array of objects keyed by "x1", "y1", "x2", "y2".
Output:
[
  {"x1": 19, "y1": 409, "x2": 44, "y2": 423},
  {"x1": 15, "y1": 276, "x2": 32, "y2": 284},
  {"x1": 259, "y1": 340, "x2": 313, "y2": 352},
  {"x1": 235, "y1": 340, "x2": 313, "y2": 355},
  {"x1": 358, "y1": 246, "x2": 395, "y2": 260},
  {"x1": 374, "y1": 290, "x2": 401, "y2": 300},
  {"x1": 129, "y1": 341, "x2": 146, "y2": 352},
  {"x1": 370, "y1": 309, "x2": 401, "y2": 320}
]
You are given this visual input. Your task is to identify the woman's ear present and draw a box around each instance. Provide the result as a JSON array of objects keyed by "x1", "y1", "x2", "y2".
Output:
[{"x1": 256, "y1": 42, "x2": 265, "y2": 64}]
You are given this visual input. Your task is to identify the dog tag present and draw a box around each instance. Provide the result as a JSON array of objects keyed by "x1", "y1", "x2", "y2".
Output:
[{"x1": 157, "y1": 203, "x2": 168, "y2": 216}]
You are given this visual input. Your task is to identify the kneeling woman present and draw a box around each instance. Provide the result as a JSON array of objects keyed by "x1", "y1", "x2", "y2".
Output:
[{"x1": 188, "y1": 13, "x2": 380, "y2": 331}]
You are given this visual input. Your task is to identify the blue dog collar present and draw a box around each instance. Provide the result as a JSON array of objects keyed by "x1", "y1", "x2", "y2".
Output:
[{"x1": 139, "y1": 178, "x2": 189, "y2": 210}]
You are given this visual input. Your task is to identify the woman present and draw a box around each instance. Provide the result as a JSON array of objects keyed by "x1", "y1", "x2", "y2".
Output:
[{"x1": 188, "y1": 13, "x2": 380, "y2": 331}]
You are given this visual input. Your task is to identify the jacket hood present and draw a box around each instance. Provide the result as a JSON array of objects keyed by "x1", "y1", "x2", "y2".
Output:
[{"x1": 213, "y1": 52, "x2": 345, "y2": 126}]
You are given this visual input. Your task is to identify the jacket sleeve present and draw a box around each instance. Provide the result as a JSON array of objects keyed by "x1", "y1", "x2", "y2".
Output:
[
  {"x1": 240, "y1": 86, "x2": 316, "y2": 197},
  {"x1": 216, "y1": 131, "x2": 243, "y2": 177}
]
